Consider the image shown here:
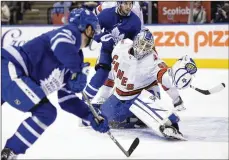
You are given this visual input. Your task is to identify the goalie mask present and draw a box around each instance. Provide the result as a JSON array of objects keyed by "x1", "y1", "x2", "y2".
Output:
[
  {"x1": 133, "y1": 30, "x2": 155, "y2": 60},
  {"x1": 171, "y1": 55, "x2": 197, "y2": 89}
]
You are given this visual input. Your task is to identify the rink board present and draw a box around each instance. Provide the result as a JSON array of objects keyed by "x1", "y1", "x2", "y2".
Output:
[
  {"x1": 1, "y1": 24, "x2": 229, "y2": 68},
  {"x1": 84, "y1": 57, "x2": 228, "y2": 69}
]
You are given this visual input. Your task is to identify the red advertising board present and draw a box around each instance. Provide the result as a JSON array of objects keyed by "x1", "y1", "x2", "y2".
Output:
[{"x1": 158, "y1": 2, "x2": 211, "y2": 23}]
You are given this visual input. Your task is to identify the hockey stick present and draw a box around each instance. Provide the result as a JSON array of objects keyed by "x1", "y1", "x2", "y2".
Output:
[
  {"x1": 190, "y1": 83, "x2": 225, "y2": 95},
  {"x1": 82, "y1": 92, "x2": 139, "y2": 157}
]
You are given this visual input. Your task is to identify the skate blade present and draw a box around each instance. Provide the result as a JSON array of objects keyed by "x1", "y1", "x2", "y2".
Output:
[{"x1": 167, "y1": 135, "x2": 188, "y2": 141}]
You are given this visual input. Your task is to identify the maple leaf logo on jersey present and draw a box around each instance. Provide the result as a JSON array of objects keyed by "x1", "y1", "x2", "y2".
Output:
[
  {"x1": 111, "y1": 27, "x2": 124, "y2": 44},
  {"x1": 40, "y1": 68, "x2": 66, "y2": 95}
]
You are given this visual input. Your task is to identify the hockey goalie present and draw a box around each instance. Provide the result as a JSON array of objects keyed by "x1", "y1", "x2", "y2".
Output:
[{"x1": 87, "y1": 29, "x2": 197, "y2": 140}]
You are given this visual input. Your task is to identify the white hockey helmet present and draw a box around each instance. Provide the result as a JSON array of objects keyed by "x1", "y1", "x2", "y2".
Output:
[
  {"x1": 133, "y1": 29, "x2": 155, "y2": 60},
  {"x1": 171, "y1": 55, "x2": 197, "y2": 89}
]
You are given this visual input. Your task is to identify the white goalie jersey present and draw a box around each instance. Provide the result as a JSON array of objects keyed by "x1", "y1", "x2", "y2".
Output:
[{"x1": 105, "y1": 39, "x2": 164, "y2": 101}]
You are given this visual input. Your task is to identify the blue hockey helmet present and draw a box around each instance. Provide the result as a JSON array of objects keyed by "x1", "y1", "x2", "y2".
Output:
[{"x1": 68, "y1": 8, "x2": 101, "y2": 35}]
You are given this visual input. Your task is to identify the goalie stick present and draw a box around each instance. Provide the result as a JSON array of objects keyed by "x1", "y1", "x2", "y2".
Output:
[
  {"x1": 190, "y1": 83, "x2": 225, "y2": 95},
  {"x1": 82, "y1": 92, "x2": 140, "y2": 157}
]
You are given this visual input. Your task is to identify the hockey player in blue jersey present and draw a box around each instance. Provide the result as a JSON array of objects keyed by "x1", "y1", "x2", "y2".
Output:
[
  {"x1": 58, "y1": 1, "x2": 142, "y2": 126},
  {"x1": 83, "y1": 1, "x2": 142, "y2": 100},
  {"x1": 1, "y1": 8, "x2": 109, "y2": 160},
  {"x1": 94, "y1": 1, "x2": 142, "y2": 43}
]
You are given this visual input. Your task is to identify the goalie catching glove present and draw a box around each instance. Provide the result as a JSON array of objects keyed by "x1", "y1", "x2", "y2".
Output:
[{"x1": 171, "y1": 55, "x2": 197, "y2": 90}]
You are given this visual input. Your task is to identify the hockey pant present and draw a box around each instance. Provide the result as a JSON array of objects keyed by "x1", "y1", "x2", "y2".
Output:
[{"x1": 1, "y1": 57, "x2": 46, "y2": 112}]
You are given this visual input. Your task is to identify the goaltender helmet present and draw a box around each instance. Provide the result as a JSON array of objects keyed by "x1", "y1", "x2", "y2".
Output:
[
  {"x1": 171, "y1": 55, "x2": 197, "y2": 89},
  {"x1": 133, "y1": 29, "x2": 155, "y2": 60}
]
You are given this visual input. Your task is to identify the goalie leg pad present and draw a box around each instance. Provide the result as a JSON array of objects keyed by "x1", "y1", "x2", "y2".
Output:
[{"x1": 129, "y1": 89, "x2": 180, "y2": 138}]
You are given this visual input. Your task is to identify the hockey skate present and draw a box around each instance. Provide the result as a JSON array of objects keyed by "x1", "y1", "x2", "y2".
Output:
[
  {"x1": 1, "y1": 148, "x2": 17, "y2": 160},
  {"x1": 159, "y1": 125, "x2": 187, "y2": 141}
]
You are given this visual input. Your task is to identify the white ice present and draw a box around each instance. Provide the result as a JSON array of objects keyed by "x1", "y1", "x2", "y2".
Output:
[{"x1": 1, "y1": 69, "x2": 228, "y2": 159}]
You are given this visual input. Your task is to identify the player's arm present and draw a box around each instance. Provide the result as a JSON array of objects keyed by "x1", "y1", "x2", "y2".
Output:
[
  {"x1": 129, "y1": 16, "x2": 142, "y2": 40},
  {"x1": 93, "y1": 9, "x2": 107, "y2": 42},
  {"x1": 50, "y1": 29, "x2": 91, "y2": 94},
  {"x1": 50, "y1": 29, "x2": 83, "y2": 73},
  {"x1": 84, "y1": 34, "x2": 115, "y2": 99}
]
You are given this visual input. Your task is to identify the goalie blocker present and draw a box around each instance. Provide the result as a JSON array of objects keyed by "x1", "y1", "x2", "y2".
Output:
[{"x1": 129, "y1": 90, "x2": 186, "y2": 140}]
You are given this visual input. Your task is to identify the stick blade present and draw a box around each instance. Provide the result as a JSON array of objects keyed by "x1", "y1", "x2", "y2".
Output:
[
  {"x1": 127, "y1": 138, "x2": 140, "y2": 157},
  {"x1": 209, "y1": 83, "x2": 226, "y2": 94}
]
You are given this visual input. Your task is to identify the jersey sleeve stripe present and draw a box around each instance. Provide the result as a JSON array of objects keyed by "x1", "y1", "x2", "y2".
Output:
[
  {"x1": 51, "y1": 38, "x2": 75, "y2": 51},
  {"x1": 50, "y1": 32, "x2": 74, "y2": 43},
  {"x1": 87, "y1": 83, "x2": 99, "y2": 92},
  {"x1": 84, "y1": 90, "x2": 95, "y2": 99},
  {"x1": 58, "y1": 94, "x2": 77, "y2": 103}
]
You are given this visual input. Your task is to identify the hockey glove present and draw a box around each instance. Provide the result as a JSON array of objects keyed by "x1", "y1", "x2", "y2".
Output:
[
  {"x1": 67, "y1": 63, "x2": 90, "y2": 93},
  {"x1": 87, "y1": 113, "x2": 110, "y2": 133}
]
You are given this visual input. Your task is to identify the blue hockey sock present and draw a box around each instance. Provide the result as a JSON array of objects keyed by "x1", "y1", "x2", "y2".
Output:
[{"x1": 5, "y1": 116, "x2": 47, "y2": 154}]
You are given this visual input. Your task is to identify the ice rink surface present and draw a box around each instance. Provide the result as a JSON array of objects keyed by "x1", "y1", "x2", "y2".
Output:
[{"x1": 2, "y1": 68, "x2": 228, "y2": 159}]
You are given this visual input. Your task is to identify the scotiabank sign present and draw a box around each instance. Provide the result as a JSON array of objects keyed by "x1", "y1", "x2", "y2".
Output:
[{"x1": 158, "y1": 1, "x2": 211, "y2": 23}]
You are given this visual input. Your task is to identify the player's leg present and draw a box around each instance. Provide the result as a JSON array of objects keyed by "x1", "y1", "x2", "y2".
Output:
[
  {"x1": 1, "y1": 58, "x2": 56, "y2": 159},
  {"x1": 2, "y1": 99, "x2": 57, "y2": 158},
  {"x1": 1, "y1": 58, "x2": 46, "y2": 112},
  {"x1": 101, "y1": 95, "x2": 133, "y2": 122},
  {"x1": 100, "y1": 95, "x2": 135, "y2": 128},
  {"x1": 129, "y1": 90, "x2": 186, "y2": 140}
]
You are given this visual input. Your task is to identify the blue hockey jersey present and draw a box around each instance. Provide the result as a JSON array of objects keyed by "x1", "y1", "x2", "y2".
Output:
[
  {"x1": 2, "y1": 24, "x2": 83, "y2": 85},
  {"x1": 94, "y1": 7, "x2": 141, "y2": 43},
  {"x1": 83, "y1": 7, "x2": 141, "y2": 100}
]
